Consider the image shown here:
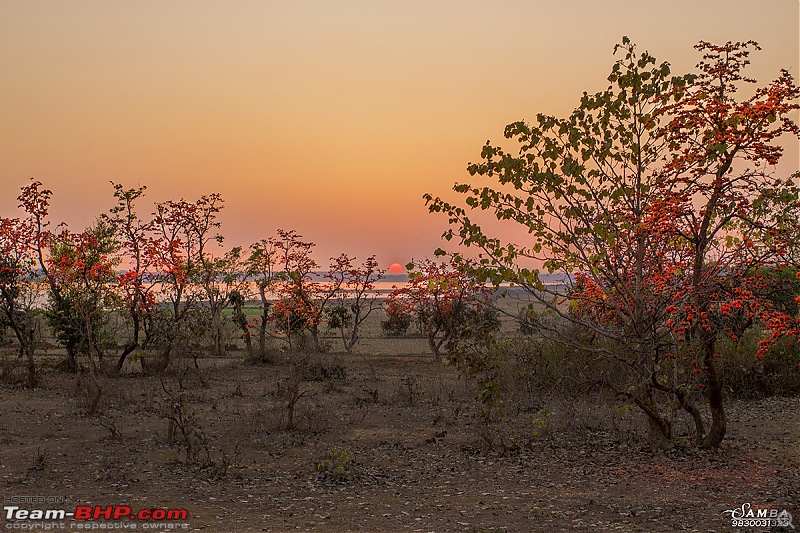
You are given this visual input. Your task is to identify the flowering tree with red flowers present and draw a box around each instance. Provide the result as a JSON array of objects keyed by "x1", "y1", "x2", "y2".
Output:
[
  {"x1": 15, "y1": 180, "x2": 89, "y2": 372},
  {"x1": 187, "y1": 194, "x2": 230, "y2": 356},
  {"x1": 105, "y1": 183, "x2": 184, "y2": 373},
  {"x1": 247, "y1": 230, "x2": 354, "y2": 353},
  {"x1": 325, "y1": 254, "x2": 386, "y2": 352},
  {"x1": 246, "y1": 237, "x2": 281, "y2": 355},
  {"x1": 228, "y1": 286, "x2": 256, "y2": 360},
  {"x1": 425, "y1": 38, "x2": 800, "y2": 447},
  {"x1": 47, "y1": 222, "x2": 119, "y2": 411},
  {"x1": 385, "y1": 258, "x2": 495, "y2": 363},
  {"x1": 151, "y1": 194, "x2": 224, "y2": 366},
  {"x1": 427, "y1": 40, "x2": 695, "y2": 445},
  {"x1": 200, "y1": 246, "x2": 251, "y2": 356},
  {"x1": 269, "y1": 230, "x2": 318, "y2": 349},
  {"x1": 268, "y1": 229, "x2": 341, "y2": 351},
  {"x1": 381, "y1": 295, "x2": 413, "y2": 337},
  {"x1": 0, "y1": 214, "x2": 43, "y2": 387},
  {"x1": 652, "y1": 40, "x2": 800, "y2": 447},
  {"x1": 151, "y1": 198, "x2": 196, "y2": 361}
]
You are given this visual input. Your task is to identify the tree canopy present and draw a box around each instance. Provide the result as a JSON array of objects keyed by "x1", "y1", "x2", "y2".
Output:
[{"x1": 425, "y1": 38, "x2": 800, "y2": 448}]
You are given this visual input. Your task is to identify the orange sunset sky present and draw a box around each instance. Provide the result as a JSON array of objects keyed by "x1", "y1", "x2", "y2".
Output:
[{"x1": 1, "y1": 1, "x2": 798, "y2": 268}]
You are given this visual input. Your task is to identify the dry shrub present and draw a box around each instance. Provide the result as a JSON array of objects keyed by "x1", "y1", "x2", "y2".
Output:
[
  {"x1": 717, "y1": 328, "x2": 800, "y2": 399},
  {"x1": 303, "y1": 358, "x2": 347, "y2": 383},
  {"x1": 484, "y1": 327, "x2": 800, "y2": 449},
  {"x1": 463, "y1": 335, "x2": 670, "y2": 449},
  {"x1": 245, "y1": 347, "x2": 277, "y2": 365},
  {"x1": 0, "y1": 351, "x2": 29, "y2": 386}
]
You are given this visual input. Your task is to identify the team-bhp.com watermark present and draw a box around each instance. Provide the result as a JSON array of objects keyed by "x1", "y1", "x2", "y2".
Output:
[{"x1": 3, "y1": 497, "x2": 190, "y2": 530}]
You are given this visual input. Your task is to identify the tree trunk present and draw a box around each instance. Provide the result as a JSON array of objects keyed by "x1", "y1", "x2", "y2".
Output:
[
  {"x1": 344, "y1": 312, "x2": 359, "y2": 353},
  {"x1": 25, "y1": 344, "x2": 36, "y2": 389},
  {"x1": 116, "y1": 313, "x2": 140, "y2": 374},
  {"x1": 84, "y1": 316, "x2": 103, "y2": 414},
  {"x1": 309, "y1": 326, "x2": 322, "y2": 353},
  {"x1": 701, "y1": 335, "x2": 726, "y2": 448},
  {"x1": 646, "y1": 417, "x2": 672, "y2": 449},
  {"x1": 7, "y1": 312, "x2": 37, "y2": 388},
  {"x1": 65, "y1": 346, "x2": 79, "y2": 373},
  {"x1": 146, "y1": 344, "x2": 172, "y2": 375},
  {"x1": 258, "y1": 291, "x2": 269, "y2": 354},
  {"x1": 259, "y1": 314, "x2": 268, "y2": 354},
  {"x1": 243, "y1": 332, "x2": 254, "y2": 359},
  {"x1": 675, "y1": 388, "x2": 705, "y2": 446},
  {"x1": 638, "y1": 387, "x2": 672, "y2": 449},
  {"x1": 428, "y1": 334, "x2": 442, "y2": 364},
  {"x1": 115, "y1": 342, "x2": 137, "y2": 374},
  {"x1": 212, "y1": 307, "x2": 225, "y2": 357},
  {"x1": 235, "y1": 311, "x2": 255, "y2": 360},
  {"x1": 344, "y1": 329, "x2": 357, "y2": 353}
]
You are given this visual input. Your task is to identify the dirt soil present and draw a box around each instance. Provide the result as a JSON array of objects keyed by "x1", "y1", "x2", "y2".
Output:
[{"x1": 1, "y1": 339, "x2": 798, "y2": 533}]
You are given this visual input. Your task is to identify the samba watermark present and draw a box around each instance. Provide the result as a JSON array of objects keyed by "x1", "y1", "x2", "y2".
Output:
[{"x1": 723, "y1": 503, "x2": 794, "y2": 529}]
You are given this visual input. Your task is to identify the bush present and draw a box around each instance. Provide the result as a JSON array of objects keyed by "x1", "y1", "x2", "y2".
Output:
[
  {"x1": 303, "y1": 360, "x2": 347, "y2": 383},
  {"x1": 316, "y1": 448, "x2": 358, "y2": 484},
  {"x1": 718, "y1": 327, "x2": 800, "y2": 398},
  {"x1": 381, "y1": 306, "x2": 411, "y2": 336},
  {"x1": 324, "y1": 305, "x2": 352, "y2": 331}
]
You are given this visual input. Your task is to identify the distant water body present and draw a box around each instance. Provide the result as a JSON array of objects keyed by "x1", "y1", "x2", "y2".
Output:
[{"x1": 242, "y1": 280, "x2": 564, "y2": 301}]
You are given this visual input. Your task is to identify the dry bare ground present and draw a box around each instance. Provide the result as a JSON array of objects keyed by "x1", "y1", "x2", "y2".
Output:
[{"x1": 0, "y1": 311, "x2": 798, "y2": 532}]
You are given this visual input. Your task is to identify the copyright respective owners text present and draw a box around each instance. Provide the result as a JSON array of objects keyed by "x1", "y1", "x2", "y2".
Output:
[{"x1": 2, "y1": 496, "x2": 191, "y2": 530}]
